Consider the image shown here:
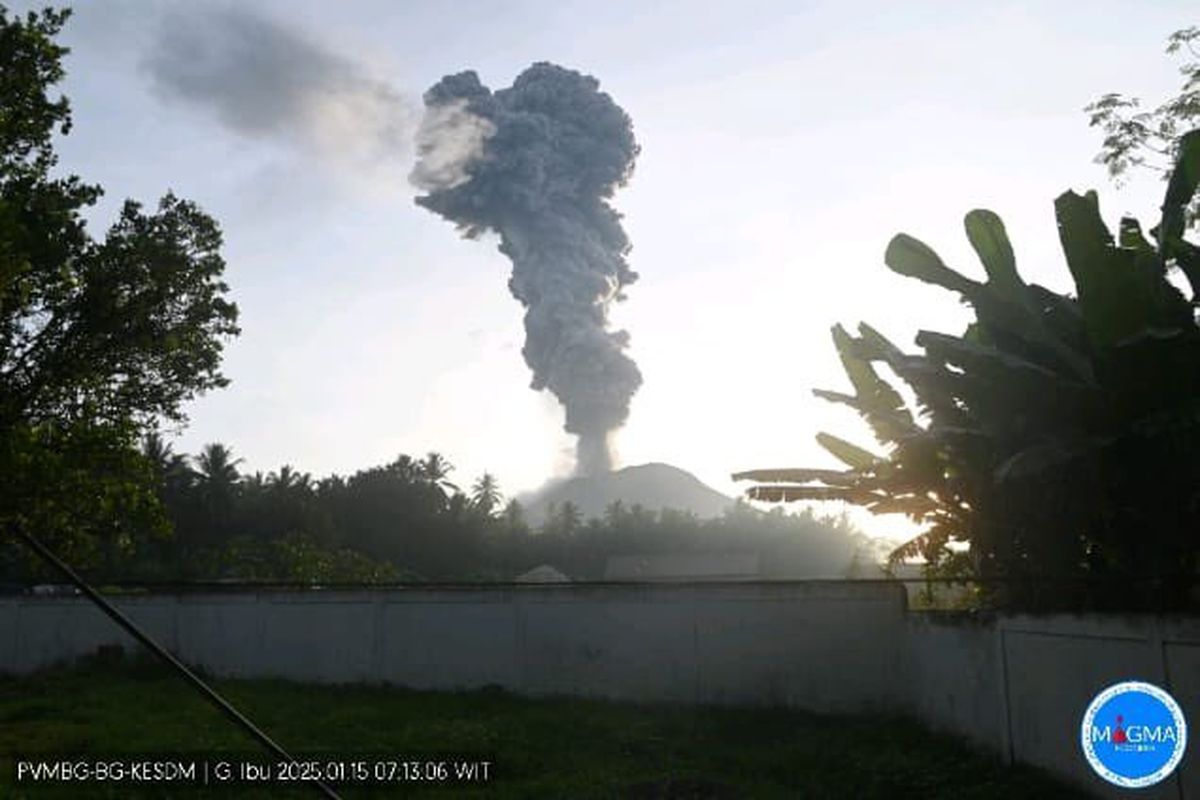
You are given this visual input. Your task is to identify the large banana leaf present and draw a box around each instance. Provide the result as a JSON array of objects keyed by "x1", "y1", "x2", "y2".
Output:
[
  {"x1": 816, "y1": 432, "x2": 881, "y2": 469},
  {"x1": 884, "y1": 234, "x2": 978, "y2": 294},
  {"x1": 744, "y1": 484, "x2": 879, "y2": 504},
  {"x1": 1158, "y1": 129, "x2": 1200, "y2": 296},
  {"x1": 1055, "y1": 190, "x2": 1165, "y2": 347},
  {"x1": 828, "y1": 325, "x2": 912, "y2": 443},
  {"x1": 736, "y1": 128, "x2": 1200, "y2": 609},
  {"x1": 965, "y1": 209, "x2": 1024, "y2": 303},
  {"x1": 730, "y1": 467, "x2": 856, "y2": 486},
  {"x1": 1162, "y1": 129, "x2": 1200, "y2": 246}
]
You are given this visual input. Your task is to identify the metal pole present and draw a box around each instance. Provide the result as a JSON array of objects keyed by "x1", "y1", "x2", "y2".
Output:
[{"x1": 13, "y1": 526, "x2": 341, "y2": 800}]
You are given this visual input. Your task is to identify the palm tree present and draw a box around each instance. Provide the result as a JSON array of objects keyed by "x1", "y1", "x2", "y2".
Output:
[
  {"x1": 269, "y1": 464, "x2": 312, "y2": 493},
  {"x1": 194, "y1": 443, "x2": 242, "y2": 542},
  {"x1": 390, "y1": 454, "x2": 421, "y2": 483},
  {"x1": 419, "y1": 451, "x2": 459, "y2": 494},
  {"x1": 419, "y1": 452, "x2": 460, "y2": 513},
  {"x1": 195, "y1": 442, "x2": 242, "y2": 488},
  {"x1": 604, "y1": 500, "x2": 627, "y2": 526},
  {"x1": 244, "y1": 471, "x2": 267, "y2": 492},
  {"x1": 142, "y1": 432, "x2": 171, "y2": 472},
  {"x1": 446, "y1": 492, "x2": 470, "y2": 519},
  {"x1": 501, "y1": 499, "x2": 527, "y2": 532},
  {"x1": 555, "y1": 501, "x2": 582, "y2": 536},
  {"x1": 141, "y1": 432, "x2": 192, "y2": 490},
  {"x1": 626, "y1": 503, "x2": 653, "y2": 529},
  {"x1": 470, "y1": 472, "x2": 503, "y2": 516}
]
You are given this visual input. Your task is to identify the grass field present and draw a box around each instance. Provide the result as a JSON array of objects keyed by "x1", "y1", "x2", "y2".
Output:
[{"x1": 0, "y1": 656, "x2": 1091, "y2": 799}]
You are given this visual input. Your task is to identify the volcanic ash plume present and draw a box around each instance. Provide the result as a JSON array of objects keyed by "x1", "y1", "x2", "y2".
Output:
[
  {"x1": 144, "y1": 6, "x2": 414, "y2": 176},
  {"x1": 411, "y1": 63, "x2": 642, "y2": 476}
]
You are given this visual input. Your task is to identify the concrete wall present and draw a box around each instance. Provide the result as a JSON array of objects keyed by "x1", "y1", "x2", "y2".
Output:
[
  {"x1": 0, "y1": 582, "x2": 908, "y2": 712},
  {"x1": 1, "y1": 584, "x2": 1197, "y2": 798},
  {"x1": 906, "y1": 613, "x2": 1200, "y2": 800}
]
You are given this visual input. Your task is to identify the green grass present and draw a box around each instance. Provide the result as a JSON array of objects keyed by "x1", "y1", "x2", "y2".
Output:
[{"x1": 0, "y1": 656, "x2": 1091, "y2": 799}]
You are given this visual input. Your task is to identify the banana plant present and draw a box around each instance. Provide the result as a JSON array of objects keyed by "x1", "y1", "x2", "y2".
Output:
[{"x1": 735, "y1": 130, "x2": 1200, "y2": 609}]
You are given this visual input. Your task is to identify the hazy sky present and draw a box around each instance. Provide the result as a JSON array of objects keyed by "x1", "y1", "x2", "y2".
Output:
[{"x1": 25, "y1": 0, "x2": 1196, "y2": 540}]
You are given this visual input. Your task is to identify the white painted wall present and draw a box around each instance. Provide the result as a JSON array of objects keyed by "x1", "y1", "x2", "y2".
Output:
[
  {"x1": 0, "y1": 583, "x2": 909, "y2": 710},
  {"x1": 1, "y1": 584, "x2": 1197, "y2": 798},
  {"x1": 906, "y1": 614, "x2": 1200, "y2": 800}
]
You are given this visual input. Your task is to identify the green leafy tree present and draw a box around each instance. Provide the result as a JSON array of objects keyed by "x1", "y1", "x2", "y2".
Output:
[
  {"x1": 4, "y1": 421, "x2": 164, "y2": 575},
  {"x1": 1086, "y1": 26, "x2": 1200, "y2": 228},
  {"x1": 0, "y1": 6, "x2": 238, "y2": 565},
  {"x1": 736, "y1": 131, "x2": 1200, "y2": 610},
  {"x1": 310, "y1": 453, "x2": 474, "y2": 578}
]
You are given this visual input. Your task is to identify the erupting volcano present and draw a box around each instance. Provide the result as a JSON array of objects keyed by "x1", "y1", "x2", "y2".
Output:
[{"x1": 411, "y1": 63, "x2": 642, "y2": 476}]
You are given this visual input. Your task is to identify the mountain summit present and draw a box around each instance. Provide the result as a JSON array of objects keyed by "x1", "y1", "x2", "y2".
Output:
[{"x1": 520, "y1": 463, "x2": 735, "y2": 524}]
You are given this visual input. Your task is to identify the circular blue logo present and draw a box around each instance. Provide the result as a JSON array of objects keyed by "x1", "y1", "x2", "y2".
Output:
[{"x1": 1081, "y1": 680, "x2": 1187, "y2": 788}]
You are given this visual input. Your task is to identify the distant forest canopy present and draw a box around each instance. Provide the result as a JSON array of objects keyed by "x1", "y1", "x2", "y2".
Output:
[{"x1": 1, "y1": 439, "x2": 877, "y2": 585}]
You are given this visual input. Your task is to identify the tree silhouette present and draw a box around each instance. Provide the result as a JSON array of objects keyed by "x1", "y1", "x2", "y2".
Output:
[
  {"x1": 0, "y1": 6, "x2": 238, "y2": 562},
  {"x1": 244, "y1": 471, "x2": 267, "y2": 492},
  {"x1": 737, "y1": 132, "x2": 1200, "y2": 610},
  {"x1": 269, "y1": 464, "x2": 311, "y2": 493},
  {"x1": 470, "y1": 472, "x2": 503, "y2": 516},
  {"x1": 38, "y1": 438, "x2": 870, "y2": 584},
  {"x1": 420, "y1": 451, "x2": 456, "y2": 486},
  {"x1": 553, "y1": 501, "x2": 582, "y2": 536},
  {"x1": 501, "y1": 499, "x2": 528, "y2": 532},
  {"x1": 142, "y1": 433, "x2": 192, "y2": 488},
  {"x1": 390, "y1": 454, "x2": 421, "y2": 482},
  {"x1": 191, "y1": 443, "x2": 241, "y2": 546},
  {"x1": 604, "y1": 500, "x2": 627, "y2": 526},
  {"x1": 1086, "y1": 26, "x2": 1200, "y2": 230},
  {"x1": 196, "y1": 443, "x2": 241, "y2": 489}
]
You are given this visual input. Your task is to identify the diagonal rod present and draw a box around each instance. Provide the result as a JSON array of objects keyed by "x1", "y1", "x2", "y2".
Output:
[{"x1": 13, "y1": 526, "x2": 341, "y2": 800}]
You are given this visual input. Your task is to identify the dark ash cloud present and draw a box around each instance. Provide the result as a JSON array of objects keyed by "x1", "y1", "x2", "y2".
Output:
[
  {"x1": 143, "y1": 6, "x2": 414, "y2": 169},
  {"x1": 412, "y1": 63, "x2": 642, "y2": 476}
]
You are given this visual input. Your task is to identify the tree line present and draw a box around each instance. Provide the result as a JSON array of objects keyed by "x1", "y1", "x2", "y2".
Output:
[{"x1": 0, "y1": 436, "x2": 869, "y2": 584}]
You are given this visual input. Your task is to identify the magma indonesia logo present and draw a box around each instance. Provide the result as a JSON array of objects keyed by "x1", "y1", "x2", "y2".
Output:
[{"x1": 1081, "y1": 680, "x2": 1188, "y2": 788}]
